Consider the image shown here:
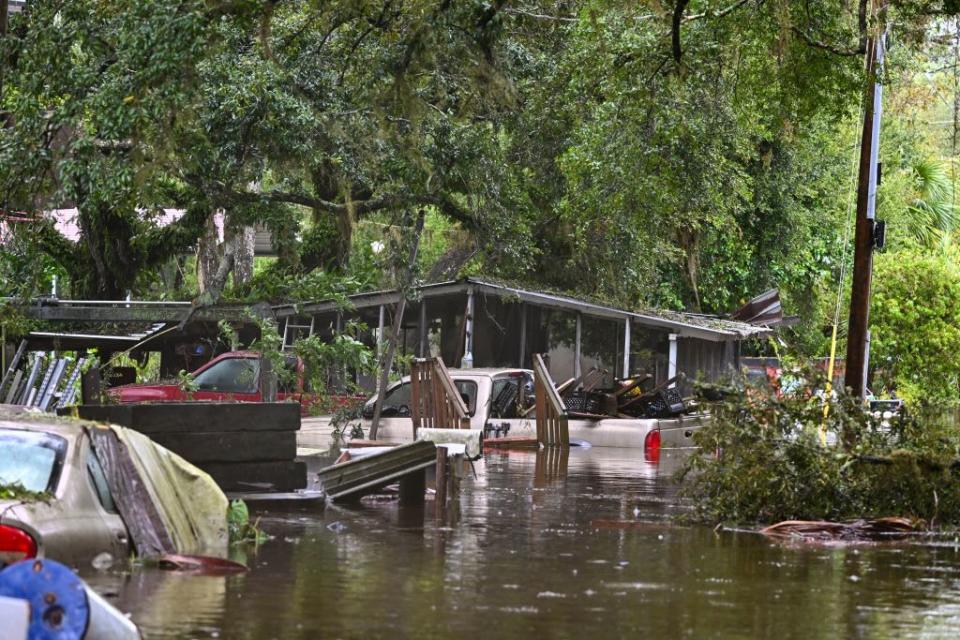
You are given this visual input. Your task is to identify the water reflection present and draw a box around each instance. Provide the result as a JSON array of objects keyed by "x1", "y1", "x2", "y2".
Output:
[{"x1": 80, "y1": 447, "x2": 960, "y2": 639}]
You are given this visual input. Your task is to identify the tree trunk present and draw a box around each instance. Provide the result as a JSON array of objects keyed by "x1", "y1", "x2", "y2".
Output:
[
  {"x1": 677, "y1": 227, "x2": 701, "y2": 312},
  {"x1": 196, "y1": 211, "x2": 222, "y2": 294},
  {"x1": 369, "y1": 211, "x2": 426, "y2": 440},
  {"x1": 229, "y1": 222, "x2": 256, "y2": 286}
]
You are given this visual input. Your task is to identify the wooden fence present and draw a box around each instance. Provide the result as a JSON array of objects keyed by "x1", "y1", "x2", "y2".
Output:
[
  {"x1": 410, "y1": 357, "x2": 470, "y2": 438},
  {"x1": 533, "y1": 353, "x2": 569, "y2": 446}
]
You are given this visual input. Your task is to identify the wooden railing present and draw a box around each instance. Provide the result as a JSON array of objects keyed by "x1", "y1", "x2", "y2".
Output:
[
  {"x1": 533, "y1": 353, "x2": 569, "y2": 446},
  {"x1": 410, "y1": 357, "x2": 471, "y2": 438}
]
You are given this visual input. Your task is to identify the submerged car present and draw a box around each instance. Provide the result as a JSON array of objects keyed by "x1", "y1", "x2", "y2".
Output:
[
  {"x1": 358, "y1": 368, "x2": 703, "y2": 450},
  {"x1": 0, "y1": 407, "x2": 228, "y2": 570}
]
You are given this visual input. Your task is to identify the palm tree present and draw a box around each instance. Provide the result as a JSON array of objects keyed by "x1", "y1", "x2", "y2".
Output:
[{"x1": 900, "y1": 159, "x2": 958, "y2": 248}]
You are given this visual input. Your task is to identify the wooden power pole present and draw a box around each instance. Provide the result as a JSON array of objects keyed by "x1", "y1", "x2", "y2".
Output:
[{"x1": 844, "y1": 12, "x2": 887, "y2": 400}]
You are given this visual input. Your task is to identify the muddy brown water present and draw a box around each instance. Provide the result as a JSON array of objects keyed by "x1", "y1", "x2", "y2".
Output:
[{"x1": 80, "y1": 448, "x2": 960, "y2": 639}]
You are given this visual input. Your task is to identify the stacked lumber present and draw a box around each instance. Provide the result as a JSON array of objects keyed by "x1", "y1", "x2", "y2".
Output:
[{"x1": 67, "y1": 403, "x2": 306, "y2": 493}]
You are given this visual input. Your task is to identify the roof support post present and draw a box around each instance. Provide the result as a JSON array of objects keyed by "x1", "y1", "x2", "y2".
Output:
[
  {"x1": 518, "y1": 303, "x2": 527, "y2": 369},
  {"x1": 668, "y1": 333, "x2": 678, "y2": 387},
  {"x1": 622, "y1": 318, "x2": 631, "y2": 378},
  {"x1": 462, "y1": 287, "x2": 475, "y2": 368},
  {"x1": 418, "y1": 300, "x2": 428, "y2": 358},
  {"x1": 377, "y1": 305, "x2": 386, "y2": 360},
  {"x1": 574, "y1": 312, "x2": 582, "y2": 381}
]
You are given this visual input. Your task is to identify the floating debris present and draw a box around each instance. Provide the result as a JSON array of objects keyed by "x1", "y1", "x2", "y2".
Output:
[{"x1": 760, "y1": 517, "x2": 919, "y2": 541}]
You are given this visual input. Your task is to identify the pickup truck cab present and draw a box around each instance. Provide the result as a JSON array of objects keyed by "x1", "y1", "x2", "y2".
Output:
[
  {"x1": 109, "y1": 351, "x2": 321, "y2": 413},
  {"x1": 359, "y1": 368, "x2": 704, "y2": 450}
]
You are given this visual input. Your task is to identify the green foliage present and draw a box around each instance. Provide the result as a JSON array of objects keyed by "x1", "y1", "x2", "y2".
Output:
[
  {"x1": 176, "y1": 369, "x2": 198, "y2": 397},
  {"x1": 233, "y1": 269, "x2": 370, "y2": 305},
  {"x1": 0, "y1": 302, "x2": 37, "y2": 339},
  {"x1": 681, "y1": 369, "x2": 960, "y2": 525},
  {"x1": 293, "y1": 326, "x2": 376, "y2": 400},
  {"x1": 218, "y1": 320, "x2": 240, "y2": 351},
  {"x1": 0, "y1": 481, "x2": 50, "y2": 502},
  {"x1": 871, "y1": 248, "x2": 960, "y2": 405},
  {"x1": 227, "y1": 499, "x2": 268, "y2": 545}
]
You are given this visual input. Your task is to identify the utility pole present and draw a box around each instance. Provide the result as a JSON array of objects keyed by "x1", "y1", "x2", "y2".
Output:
[{"x1": 844, "y1": 7, "x2": 886, "y2": 400}]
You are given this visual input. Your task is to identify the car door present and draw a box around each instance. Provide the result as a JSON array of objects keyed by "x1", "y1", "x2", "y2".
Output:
[{"x1": 84, "y1": 444, "x2": 131, "y2": 559}]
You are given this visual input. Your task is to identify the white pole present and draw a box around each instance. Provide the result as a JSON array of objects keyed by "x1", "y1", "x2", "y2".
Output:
[
  {"x1": 462, "y1": 288, "x2": 475, "y2": 368},
  {"x1": 574, "y1": 312, "x2": 582, "y2": 381},
  {"x1": 377, "y1": 304, "x2": 385, "y2": 359},
  {"x1": 518, "y1": 303, "x2": 527, "y2": 368},
  {"x1": 668, "y1": 333, "x2": 678, "y2": 387},
  {"x1": 622, "y1": 318, "x2": 631, "y2": 378}
]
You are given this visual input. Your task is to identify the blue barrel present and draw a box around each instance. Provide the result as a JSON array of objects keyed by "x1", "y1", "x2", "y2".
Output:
[{"x1": 0, "y1": 559, "x2": 90, "y2": 640}]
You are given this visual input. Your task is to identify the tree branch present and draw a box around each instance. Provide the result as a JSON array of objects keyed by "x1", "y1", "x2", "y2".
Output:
[
  {"x1": 503, "y1": 8, "x2": 576, "y2": 23},
  {"x1": 791, "y1": 26, "x2": 865, "y2": 56},
  {"x1": 684, "y1": 0, "x2": 754, "y2": 22},
  {"x1": 228, "y1": 188, "x2": 478, "y2": 228}
]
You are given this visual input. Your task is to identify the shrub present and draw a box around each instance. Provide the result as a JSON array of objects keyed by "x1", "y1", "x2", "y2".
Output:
[{"x1": 680, "y1": 368, "x2": 960, "y2": 526}]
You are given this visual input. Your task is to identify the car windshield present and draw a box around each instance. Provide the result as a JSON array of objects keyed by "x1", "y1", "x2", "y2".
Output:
[
  {"x1": 193, "y1": 357, "x2": 261, "y2": 393},
  {"x1": 0, "y1": 429, "x2": 67, "y2": 494},
  {"x1": 363, "y1": 380, "x2": 479, "y2": 417}
]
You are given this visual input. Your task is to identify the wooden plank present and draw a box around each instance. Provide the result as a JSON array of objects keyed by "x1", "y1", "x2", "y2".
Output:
[
  {"x1": 81, "y1": 366, "x2": 102, "y2": 405},
  {"x1": 147, "y1": 431, "x2": 297, "y2": 463},
  {"x1": 533, "y1": 353, "x2": 569, "y2": 447},
  {"x1": 434, "y1": 447, "x2": 448, "y2": 516},
  {"x1": 435, "y1": 357, "x2": 469, "y2": 416},
  {"x1": 409, "y1": 357, "x2": 469, "y2": 434},
  {"x1": 69, "y1": 403, "x2": 301, "y2": 433}
]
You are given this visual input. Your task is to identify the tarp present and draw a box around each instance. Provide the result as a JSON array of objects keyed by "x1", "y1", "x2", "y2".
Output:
[{"x1": 86, "y1": 425, "x2": 228, "y2": 558}]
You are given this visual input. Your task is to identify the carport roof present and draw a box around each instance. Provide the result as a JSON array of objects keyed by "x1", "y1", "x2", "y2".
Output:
[{"x1": 273, "y1": 278, "x2": 773, "y2": 343}]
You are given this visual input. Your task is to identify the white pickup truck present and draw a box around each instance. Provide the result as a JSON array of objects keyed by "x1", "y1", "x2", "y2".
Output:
[{"x1": 359, "y1": 367, "x2": 704, "y2": 451}]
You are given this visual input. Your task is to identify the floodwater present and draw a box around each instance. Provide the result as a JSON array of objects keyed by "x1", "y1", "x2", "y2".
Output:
[{"x1": 81, "y1": 447, "x2": 960, "y2": 639}]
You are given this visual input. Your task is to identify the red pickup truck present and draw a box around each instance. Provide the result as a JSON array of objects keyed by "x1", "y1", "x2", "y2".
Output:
[{"x1": 108, "y1": 351, "x2": 357, "y2": 414}]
